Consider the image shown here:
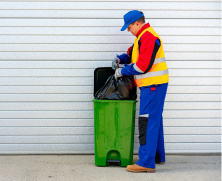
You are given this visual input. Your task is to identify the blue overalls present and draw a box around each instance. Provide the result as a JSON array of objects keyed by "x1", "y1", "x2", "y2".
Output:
[{"x1": 136, "y1": 83, "x2": 168, "y2": 168}]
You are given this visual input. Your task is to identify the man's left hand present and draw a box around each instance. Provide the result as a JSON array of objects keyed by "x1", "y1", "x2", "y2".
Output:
[{"x1": 114, "y1": 68, "x2": 123, "y2": 80}]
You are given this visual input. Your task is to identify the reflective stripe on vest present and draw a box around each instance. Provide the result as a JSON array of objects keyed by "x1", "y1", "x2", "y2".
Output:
[
  {"x1": 132, "y1": 27, "x2": 169, "y2": 87},
  {"x1": 134, "y1": 69, "x2": 169, "y2": 80}
]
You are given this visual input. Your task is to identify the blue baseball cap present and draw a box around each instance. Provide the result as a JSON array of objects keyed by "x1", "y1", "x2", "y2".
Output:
[{"x1": 121, "y1": 10, "x2": 144, "y2": 31}]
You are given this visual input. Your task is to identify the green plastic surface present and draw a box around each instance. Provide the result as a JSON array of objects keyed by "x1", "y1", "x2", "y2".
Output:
[{"x1": 93, "y1": 100, "x2": 136, "y2": 167}]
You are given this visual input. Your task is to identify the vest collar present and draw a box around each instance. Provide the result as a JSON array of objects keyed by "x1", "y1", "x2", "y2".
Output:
[{"x1": 136, "y1": 23, "x2": 150, "y2": 37}]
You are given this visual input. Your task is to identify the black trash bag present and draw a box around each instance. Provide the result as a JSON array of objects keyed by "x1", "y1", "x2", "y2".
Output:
[{"x1": 95, "y1": 75, "x2": 137, "y2": 100}]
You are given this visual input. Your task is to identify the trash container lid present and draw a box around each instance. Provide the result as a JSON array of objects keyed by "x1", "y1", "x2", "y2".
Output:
[{"x1": 94, "y1": 67, "x2": 115, "y2": 96}]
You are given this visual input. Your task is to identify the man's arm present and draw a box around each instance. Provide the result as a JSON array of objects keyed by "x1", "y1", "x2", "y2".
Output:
[{"x1": 117, "y1": 45, "x2": 133, "y2": 64}]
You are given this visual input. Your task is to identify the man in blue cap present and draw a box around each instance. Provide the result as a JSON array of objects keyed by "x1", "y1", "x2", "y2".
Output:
[{"x1": 112, "y1": 10, "x2": 169, "y2": 173}]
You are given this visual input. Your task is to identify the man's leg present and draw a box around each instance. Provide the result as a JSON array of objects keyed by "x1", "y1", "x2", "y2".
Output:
[
  {"x1": 136, "y1": 83, "x2": 168, "y2": 169},
  {"x1": 155, "y1": 115, "x2": 165, "y2": 163}
]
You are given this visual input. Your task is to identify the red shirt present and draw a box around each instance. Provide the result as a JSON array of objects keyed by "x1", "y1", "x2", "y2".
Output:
[{"x1": 128, "y1": 23, "x2": 159, "y2": 73}]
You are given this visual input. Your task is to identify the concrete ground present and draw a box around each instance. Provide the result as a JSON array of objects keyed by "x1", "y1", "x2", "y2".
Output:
[{"x1": 0, "y1": 155, "x2": 220, "y2": 181}]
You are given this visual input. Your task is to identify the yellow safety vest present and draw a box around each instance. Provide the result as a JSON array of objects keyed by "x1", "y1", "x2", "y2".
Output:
[{"x1": 132, "y1": 27, "x2": 169, "y2": 87}]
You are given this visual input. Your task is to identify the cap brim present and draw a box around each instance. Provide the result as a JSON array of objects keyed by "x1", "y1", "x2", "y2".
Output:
[{"x1": 120, "y1": 23, "x2": 130, "y2": 31}]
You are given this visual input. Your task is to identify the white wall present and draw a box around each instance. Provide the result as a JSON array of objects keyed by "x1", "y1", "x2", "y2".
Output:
[{"x1": 0, "y1": 0, "x2": 221, "y2": 154}]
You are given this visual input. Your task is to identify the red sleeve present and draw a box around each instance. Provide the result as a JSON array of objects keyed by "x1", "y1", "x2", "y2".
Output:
[
  {"x1": 136, "y1": 31, "x2": 158, "y2": 72},
  {"x1": 127, "y1": 46, "x2": 132, "y2": 55}
]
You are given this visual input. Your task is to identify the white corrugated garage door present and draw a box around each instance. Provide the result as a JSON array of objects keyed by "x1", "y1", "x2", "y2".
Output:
[{"x1": 0, "y1": 1, "x2": 221, "y2": 154}]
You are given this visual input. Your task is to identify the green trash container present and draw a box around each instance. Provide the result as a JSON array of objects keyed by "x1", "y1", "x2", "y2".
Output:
[
  {"x1": 93, "y1": 67, "x2": 136, "y2": 167},
  {"x1": 93, "y1": 99, "x2": 136, "y2": 167}
]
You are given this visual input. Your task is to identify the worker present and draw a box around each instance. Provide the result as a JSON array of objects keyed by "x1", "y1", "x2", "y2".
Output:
[{"x1": 112, "y1": 10, "x2": 169, "y2": 173}]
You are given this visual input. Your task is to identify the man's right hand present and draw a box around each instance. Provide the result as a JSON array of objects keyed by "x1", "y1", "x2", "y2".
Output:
[{"x1": 112, "y1": 58, "x2": 120, "y2": 70}]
